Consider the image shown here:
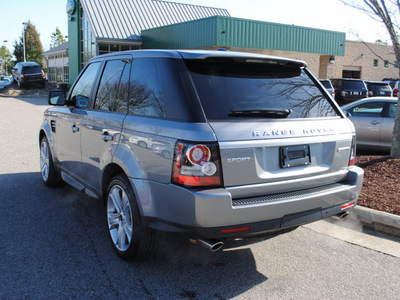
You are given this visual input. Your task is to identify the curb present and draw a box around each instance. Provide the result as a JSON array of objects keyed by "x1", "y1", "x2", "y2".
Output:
[{"x1": 348, "y1": 206, "x2": 400, "y2": 238}]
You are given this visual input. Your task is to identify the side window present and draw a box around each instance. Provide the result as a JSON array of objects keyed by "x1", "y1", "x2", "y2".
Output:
[
  {"x1": 114, "y1": 61, "x2": 130, "y2": 113},
  {"x1": 349, "y1": 102, "x2": 385, "y2": 117},
  {"x1": 388, "y1": 103, "x2": 397, "y2": 118},
  {"x1": 70, "y1": 62, "x2": 100, "y2": 109},
  {"x1": 94, "y1": 59, "x2": 126, "y2": 111},
  {"x1": 128, "y1": 58, "x2": 166, "y2": 118}
]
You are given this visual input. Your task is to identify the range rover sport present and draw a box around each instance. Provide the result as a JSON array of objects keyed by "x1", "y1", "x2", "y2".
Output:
[{"x1": 40, "y1": 50, "x2": 364, "y2": 261}]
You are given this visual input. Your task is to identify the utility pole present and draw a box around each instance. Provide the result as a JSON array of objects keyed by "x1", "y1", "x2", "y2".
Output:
[{"x1": 22, "y1": 22, "x2": 28, "y2": 62}]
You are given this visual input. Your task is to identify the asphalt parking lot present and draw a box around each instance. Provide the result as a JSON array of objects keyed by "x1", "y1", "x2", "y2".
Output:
[{"x1": 1, "y1": 95, "x2": 400, "y2": 299}]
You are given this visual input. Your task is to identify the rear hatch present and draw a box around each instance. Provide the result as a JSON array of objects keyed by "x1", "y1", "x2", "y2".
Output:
[
  {"x1": 183, "y1": 54, "x2": 354, "y2": 192},
  {"x1": 22, "y1": 66, "x2": 43, "y2": 80},
  {"x1": 343, "y1": 79, "x2": 368, "y2": 100}
]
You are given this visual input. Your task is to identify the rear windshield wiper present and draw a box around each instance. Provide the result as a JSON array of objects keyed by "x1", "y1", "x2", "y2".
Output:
[{"x1": 228, "y1": 109, "x2": 291, "y2": 118}]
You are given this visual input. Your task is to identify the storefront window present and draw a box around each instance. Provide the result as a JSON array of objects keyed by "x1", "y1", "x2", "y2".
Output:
[
  {"x1": 80, "y1": 7, "x2": 96, "y2": 69},
  {"x1": 98, "y1": 44, "x2": 140, "y2": 56}
]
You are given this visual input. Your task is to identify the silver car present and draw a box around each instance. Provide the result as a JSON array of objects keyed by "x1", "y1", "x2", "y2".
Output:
[
  {"x1": 39, "y1": 50, "x2": 364, "y2": 261},
  {"x1": 341, "y1": 97, "x2": 398, "y2": 152}
]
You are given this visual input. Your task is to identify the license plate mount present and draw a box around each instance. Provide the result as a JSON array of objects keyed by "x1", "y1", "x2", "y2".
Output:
[{"x1": 280, "y1": 145, "x2": 311, "y2": 168}]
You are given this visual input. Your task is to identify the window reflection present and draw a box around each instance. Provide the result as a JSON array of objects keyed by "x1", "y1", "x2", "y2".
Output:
[
  {"x1": 70, "y1": 62, "x2": 100, "y2": 109},
  {"x1": 128, "y1": 58, "x2": 166, "y2": 118},
  {"x1": 95, "y1": 60, "x2": 125, "y2": 111}
]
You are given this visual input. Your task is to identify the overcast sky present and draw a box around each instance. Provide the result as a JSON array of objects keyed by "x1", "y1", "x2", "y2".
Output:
[{"x1": 0, "y1": 0, "x2": 391, "y2": 53}]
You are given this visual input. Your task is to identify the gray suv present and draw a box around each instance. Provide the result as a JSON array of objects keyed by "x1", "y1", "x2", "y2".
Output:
[{"x1": 39, "y1": 50, "x2": 364, "y2": 261}]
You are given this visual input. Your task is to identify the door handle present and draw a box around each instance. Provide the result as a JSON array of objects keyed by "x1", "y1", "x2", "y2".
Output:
[
  {"x1": 102, "y1": 131, "x2": 113, "y2": 142},
  {"x1": 370, "y1": 120, "x2": 380, "y2": 125},
  {"x1": 71, "y1": 124, "x2": 79, "y2": 133}
]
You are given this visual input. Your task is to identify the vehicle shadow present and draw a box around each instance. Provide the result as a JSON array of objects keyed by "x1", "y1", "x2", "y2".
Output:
[{"x1": 0, "y1": 171, "x2": 268, "y2": 299}]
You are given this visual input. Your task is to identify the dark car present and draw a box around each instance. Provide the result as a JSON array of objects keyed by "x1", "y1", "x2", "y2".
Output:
[
  {"x1": 365, "y1": 81, "x2": 392, "y2": 97},
  {"x1": 319, "y1": 79, "x2": 335, "y2": 97},
  {"x1": 383, "y1": 78, "x2": 399, "y2": 97},
  {"x1": 12, "y1": 62, "x2": 45, "y2": 88},
  {"x1": 331, "y1": 78, "x2": 368, "y2": 105}
]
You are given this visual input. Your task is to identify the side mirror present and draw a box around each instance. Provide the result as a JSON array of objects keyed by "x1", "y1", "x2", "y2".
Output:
[{"x1": 48, "y1": 90, "x2": 66, "y2": 106}]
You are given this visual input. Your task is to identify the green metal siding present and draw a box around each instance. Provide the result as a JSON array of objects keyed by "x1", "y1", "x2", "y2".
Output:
[
  {"x1": 142, "y1": 16, "x2": 345, "y2": 56},
  {"x1": 142, "y1": 17, "x2": 218, "y2": 49},
  {"x1": 68, "y1": 1, "x2": 81, "y2": 85}
]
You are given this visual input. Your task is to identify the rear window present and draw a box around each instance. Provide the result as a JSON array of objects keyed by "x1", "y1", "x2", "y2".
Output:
[
  {"x1": 367, "y1": 83, "x2": 391, "y2": 91},
  {"x1": 22, "y1": 66, "x2": 42, "y2": 74},
  {"x1": 320, "y1": 80, "x2": 332, "y2": 89},
  {"x1": 343, "y1": 80, "x2": 366, "y2": 90},
  {"x1": 185, "y1": 59, "x2": 339, "y2": 121}
]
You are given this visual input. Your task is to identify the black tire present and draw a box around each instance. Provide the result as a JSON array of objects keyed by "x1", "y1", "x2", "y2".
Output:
[
  {"x1": 106, "y1": 175, "x2": 156, "y2": 261},
  {"x1": 137, "y1": 141, "x2": 147, "y2": 148},
  {"x1": 40, "y1": 136, "x2": 63, "y2": 187}
]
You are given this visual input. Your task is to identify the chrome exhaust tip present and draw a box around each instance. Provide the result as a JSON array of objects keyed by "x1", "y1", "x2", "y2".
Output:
[
  {"x1": 332, "y1": 211, "x2": 349, "y2": 220},
  {"x1": 189, "y1": 239, "x2": 224, "y2": 252}
]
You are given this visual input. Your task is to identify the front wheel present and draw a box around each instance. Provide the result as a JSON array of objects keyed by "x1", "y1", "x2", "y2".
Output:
[
  {"x1": 106, "y1": 175, "x2": 155, "y2": 261},
  {"x1": 40, "y1": 136, "x2": 62, "y2": 187}
]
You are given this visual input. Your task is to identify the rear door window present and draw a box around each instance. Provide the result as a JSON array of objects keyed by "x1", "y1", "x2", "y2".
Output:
[
  {"x1": 94, "y1": 59, "x2": 126, "y2": 111},
  {"x1": 185, "y1": 59, "x2": 339, "y2": 121}
]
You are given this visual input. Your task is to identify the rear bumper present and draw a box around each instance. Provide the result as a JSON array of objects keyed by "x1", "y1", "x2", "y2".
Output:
[{"x1": 133, "y1": 166, "x2": 364, "y2": 239}]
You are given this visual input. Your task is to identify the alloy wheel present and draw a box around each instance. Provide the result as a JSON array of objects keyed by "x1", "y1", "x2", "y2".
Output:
[{"x1": 107, "y1": 184, "x2": 133, "y2": 251}]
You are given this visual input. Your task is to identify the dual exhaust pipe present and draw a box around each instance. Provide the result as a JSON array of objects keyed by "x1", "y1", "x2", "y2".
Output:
[
  {"x1": 191, "y1": 211, "x2": 350, "y2": 251},
  {"x1": 189, "y1": 239, "x2": 224, "y2": 252},
  {"x1": 332, "y1": 211, "x2": 349, "y2": 220}
]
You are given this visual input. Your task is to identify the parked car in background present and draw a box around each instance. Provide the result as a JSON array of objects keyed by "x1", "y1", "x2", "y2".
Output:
[
  {"x1": 0, "y1": 75, "x2": 13, "y2": 90},
  {"x1": 365, "y1": 81, "x2": 392, "y2": 97},
  {"x1": 40, "y1": 50, "x2": 363, "y2": 261},
  {"x1": 331, "y1": 78, "x2": 368, "y2": 105},
  {"x1": 11, "y1": 61, "x2": 45, "y2": 88},
  {"x1": 319, "y1": 79, "x2": 335, "y2": 97},
  {"x1": 341, "y1": 97, "x2": 397, "y2": 152},
  {"x1": 383, "y1": 78, "x2": 399, "y2": 97}
]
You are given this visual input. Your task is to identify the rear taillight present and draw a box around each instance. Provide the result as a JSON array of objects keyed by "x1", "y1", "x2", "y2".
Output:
[
  {"x1": 172, "y1": 141, "x2": 222, "y2": 187},
  {"x1": 349, "y1": 135, "x2": 356, "y2": 167},
  {"x1": 42, "y1": 70, "x2": 46, "y2": 78},
  {"x1": 394, "y1": 89, "x2": 398, "y2": 97},
  {"x1": 20, "y1": 75, "x2": 25, "y2": 79}
]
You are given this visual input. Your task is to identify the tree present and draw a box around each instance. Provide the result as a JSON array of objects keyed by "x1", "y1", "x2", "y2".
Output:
[
  {"x1": 13, "y1": 21, "x2": 44, "y2": 66},
  {"x1": 0, "y1": 45, "x2": 12, "y2": 75},
  {"x1": 340, "y1": 0, "x2": 400, "y2": 158},
  {"x1": 50, "y1": 27, "x2": 66, "y2": 49}
]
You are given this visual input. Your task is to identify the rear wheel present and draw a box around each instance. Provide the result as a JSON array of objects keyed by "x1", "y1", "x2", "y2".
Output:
[
  {"x1": 40, "y1": 136, "x2": 63, "y2": 186},
  {"x1": 106, "y1": 175, "x2": 155, "y2": 261}
]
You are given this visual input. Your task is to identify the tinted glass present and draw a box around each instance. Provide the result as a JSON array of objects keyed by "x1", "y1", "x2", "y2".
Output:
[
  {"x1": 185, "y1": 59, "x2": 339, "y2": 120},
  {"x1": 388, "y1": 103, "x2": 397, "y2": 118},
  {"x1": 70, "y1": 62, "x2": 100, "y2": 109},
  {"x1": 128, "y1": 58, "x2": 197, "y2": 120},
  {"x1": 368, "y1": 83, "x2": 391, "y2": 91},
  {"x1": 320, "y1": 81, "x2": 332, "y2": 89},
  {"x1": 95, "y1": 59, "x2": 125, "y2": 111},
  {"x1": 22, "y1": 66, "x2": 42, "y2": 74},
  {"x1": 343, "y1": 80, "x2": 366, "y2": 90},
  {"x1": 114, "y1": 62, "x2": 130, "y2": 113}
]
